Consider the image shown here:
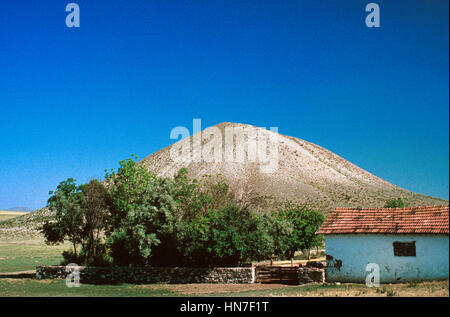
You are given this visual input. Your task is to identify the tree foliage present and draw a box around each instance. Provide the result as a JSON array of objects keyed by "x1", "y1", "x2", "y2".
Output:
[
  {"x1": 174, "y1": 205, "x2": 277, "y2": 267},
  {"x1": 384, "y1": 197, "x2": 405, "y2": 208},
  {"x1": 172, "y1": 168, "x2": 234, "y2": 220},
  {"x1": 42, "y1": 178, "x2": 85, "y2": 256},
  {"x1": 274, "y1": 207, "x2": 325, "y2": 259},
  {"x1": 42, "y1": 178, "x2": 110, "y2": 265},
  {"x1": 79, "y1": 179, "x2": 109, "y2": 262},
  {"x1": 105, "y1": 156, "x2": 178, "y2": 266},
  {"x1": 44, "y1": 156, "x2": 327, "y2": 267}
]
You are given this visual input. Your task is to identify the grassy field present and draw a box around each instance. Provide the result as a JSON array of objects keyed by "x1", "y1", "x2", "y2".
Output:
[
  {"x1": 0, "y1": 211, "x2": 28, "y2": 222},
  {"x1": 0, "y1": 278, "x2": 447, "y2": 297},
  {"x1": 0, "y1": 238, "x2": 67, "y2": 273},
  {"x1": 0, "y1": 279, "x2": 176, "y2": 297},
  {"x1": 0, "y1": 238, "x2": 447, "y2": 297}
]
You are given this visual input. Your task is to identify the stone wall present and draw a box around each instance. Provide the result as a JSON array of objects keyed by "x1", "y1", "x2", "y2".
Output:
[
  {"x1": 298, "y1": 267, "x2": 325, "y2": 284},
  {"x1": 36, "y1": 265, "x2": 327, "y2": 285},
  {"x1": 297, "y1": 261, "x2": 326, "y2": 284},
  {"x1": 36, "y1": 266, "x2": 254, "y2": 284}
]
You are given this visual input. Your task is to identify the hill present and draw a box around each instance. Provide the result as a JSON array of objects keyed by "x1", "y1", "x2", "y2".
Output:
[
  {"x1": 2, "y1": 207, "x2": 32, "y2": 212},
  {"x1": 139, "y1": 122, "x2": 447, "y2": 212},
  {"x1": 2, "y1": 122, "x2": 446, "y2": 237},
  {"x1": 0, "y1": 208, "x2": 54, "y2": 238},
  {"x1": 0, "y1": 211, "x2": 29, "y2": 223}
]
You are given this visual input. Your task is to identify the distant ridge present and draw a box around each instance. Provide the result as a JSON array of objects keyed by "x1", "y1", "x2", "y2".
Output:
[{"x1": 2, "y1": 207, "x2": 33, "y2": 212}]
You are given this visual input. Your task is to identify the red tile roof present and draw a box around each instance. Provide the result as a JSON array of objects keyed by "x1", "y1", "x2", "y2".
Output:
[{"x1": 316, "y1": 205, "x2": 449, "y2": 235}]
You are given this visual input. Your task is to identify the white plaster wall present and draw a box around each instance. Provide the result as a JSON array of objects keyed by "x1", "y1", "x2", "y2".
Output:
[{"x1": 325, "y1": 234, "x2": 449, "y2": 283}]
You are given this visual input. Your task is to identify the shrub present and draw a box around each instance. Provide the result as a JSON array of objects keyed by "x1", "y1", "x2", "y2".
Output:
[
  {"x1": 384, "y1": 198, "x2": 405, "y2": 208},
  {"x1": 61, "y1": 246, "x2": 112, "y2": 267},
  {"x1": 60, "y1": 250, "x2": 84, "y2": 266},
  {"x1": 171, "y1": 205, "x2": 278, "y2": 267},
  {"x1": 386, "y1": 289, "x2": 397, "y2": 297}
]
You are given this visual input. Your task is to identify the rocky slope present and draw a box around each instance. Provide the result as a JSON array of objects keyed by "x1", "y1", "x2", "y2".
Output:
[{"x1": 139, "y1": 122, "x2": 447, "y2": 213}]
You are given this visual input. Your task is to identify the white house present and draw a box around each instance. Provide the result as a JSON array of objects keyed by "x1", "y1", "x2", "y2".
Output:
[{"x1": 316, "y1": 205, "x2": 449, "y2": 283}]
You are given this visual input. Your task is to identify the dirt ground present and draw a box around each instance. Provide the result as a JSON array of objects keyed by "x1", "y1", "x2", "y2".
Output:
[
  {"x1": 0, "y1": 278, "x2": 447, "y2": 297},
  {"x1": 137, "y1": 283, "x2": 290, "y2": 295},
  {"x1": 131, "y1": 280, "x2": 449, "y2": 297}
]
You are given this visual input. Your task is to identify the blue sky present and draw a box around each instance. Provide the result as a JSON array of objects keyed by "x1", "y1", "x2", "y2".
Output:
[{"x1": 0, "y1": 0, "x2": 448, "y2": 210}]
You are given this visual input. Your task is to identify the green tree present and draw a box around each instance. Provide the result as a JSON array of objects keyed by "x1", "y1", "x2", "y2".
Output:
[
  {"x1": 384, "y1": 197, "x2": 405, "y2": 208},
  {"x1": 104, "y1": 155, "x2": 160, "y2": 230},
  {"x1": 172, "y1": 168, "x2": 234, "y2": 220},
  {"x1": 44, "y1": 158, "x2": 326, "y2": 268},
  {"x1": 274, "y1": 207, "x2": 325, "y2": 259},
  {"x1": 42, "y1": 178, "x2": 85, "y2": 256},
  {"x1": 42, "y1": 178, "x2": 111, "y2": 265},
  {"x1": 264, "y1": 213, "x2": 294, "y2": 258},
  {"x1": 176, "y1": 205, "x2": 276, "y2": 267},
  {"x1": 105, "y1": 156, "x2": 178, "y2": 265},
  {"x1": 78, "y1": 179, "x2": 109, "y2": 262}
]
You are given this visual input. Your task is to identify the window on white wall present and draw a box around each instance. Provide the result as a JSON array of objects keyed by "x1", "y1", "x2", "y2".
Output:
[{"x1": 393, "y1": 241, "x2": 416, "y2": 256}]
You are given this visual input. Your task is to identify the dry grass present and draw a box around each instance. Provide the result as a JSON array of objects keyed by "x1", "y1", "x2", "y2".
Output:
[
  {"x1": 0, "y1": 238, "x2": 67, "y2": 273},
  {"x1": 135, "y1": 283, "x2": 289, "y2": 295},
  {"x1": 0, "y1": 279, "x2": 447, "y2": 297},
  {"x1": 0, "y1": 208, "x2": 55, "y2": 238},
  {"x1": 0, "y1": 211, "x2": 28, "y2": 222},
  {"x1": 128, "y1": 280, "x2": 449, "y2": 297}
]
